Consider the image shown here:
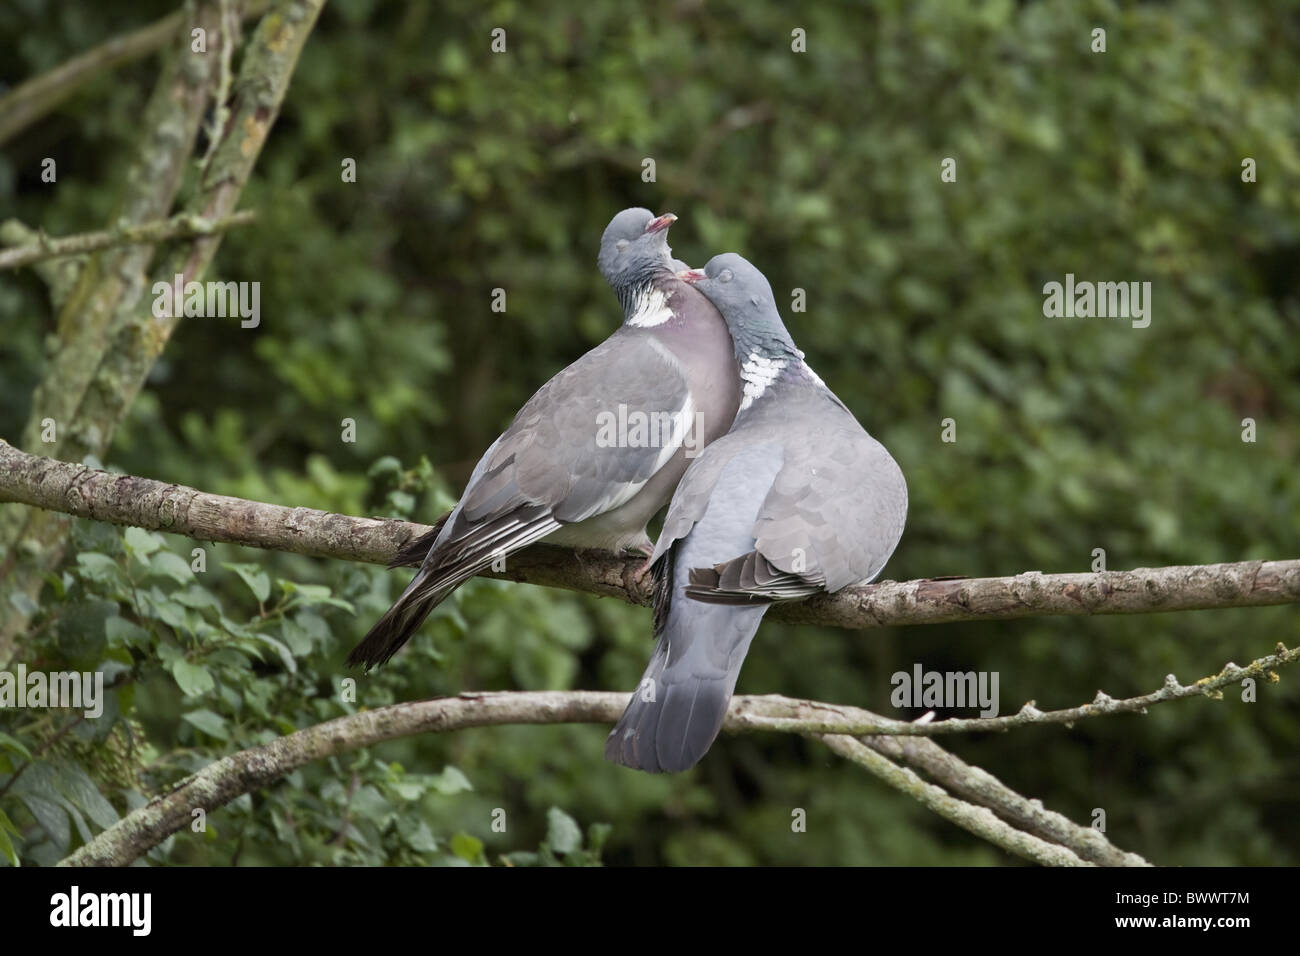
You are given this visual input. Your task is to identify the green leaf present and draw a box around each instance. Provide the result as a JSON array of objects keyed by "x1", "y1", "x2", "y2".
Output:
[
  {"x1": 53, "y1": 765, "x2": 118, "y2": 829},
  {"x1": 450, "y1": 832, "x2": 484, "y2": 863},
  {"x1": 546, "y1": 807, "x2": 582, "y2": 855},
  {"x1": 280, "y1": 581, "x2": 355, "y2": 613},
  {"x1": 149, "y1": 551, "x2": 193, "y2": 585},
  {"x1": 182, "y1": 709, "x2": 230, "y2": 740},
  {"x1": 279, "y1": 617, "x2": 314, "y2": 656},
  {"x1": 406, "y1": 821, "x2": 439, "y2": 853},
  {"x1": 170, "y1": 658, "x2": 215, "y2": 696},
  {"x1": 385, "y1": 490, "x2": 415, "y2": 515},
  {"x1": 390, "y1": 781, "x2": 425, "y2": 801},
  {"x1": 367, "y1": 455, "x2": 403, "y2": 478},
  {"x1": 151, "y1": 598, "x2": 189, "y2": 632},
  {"x1": 224, "y1": 562, "x2": 271, "y2": 602},
  {"x1": 105, "y1": 616, "x2": 150, "y2": 650},
  {"x1": 18, "y1": 794, "x2": 68, "y2": 851},
  {"x1": 171, "y1": 586, "x2": 222, "y2": 612},
  {"x1": 430, "y1": 765, "x2": 473, "y2": 795},
  {"x1": 294, "y1": 612, "x2": 330, "y2": 645},
  {"x1": 0, "y1": 810, "x2": 19, "y2": 866},
  {"x1": 124, "y1": 526, "x2": 162, "y2": 559},
  {"x1": 252, "y1": 632, "x2": 297, "y2": 673},
  {"x1": 75, "y1": 552, "x2": 122, "y2": 584},
  {"x1": 0, "y1": 732, "x2": 33, "y2": 760},
  {"x1": 586, "y1": 822, "x2": 612, "y2": 854},
  {"x1": 40, "y1": 571, "x2": 65, "y2": 600}
]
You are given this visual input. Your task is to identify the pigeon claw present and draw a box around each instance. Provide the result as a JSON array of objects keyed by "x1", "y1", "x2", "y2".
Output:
[{"x1": 631, "y1": 543, "x2": 655, "y2": 584}]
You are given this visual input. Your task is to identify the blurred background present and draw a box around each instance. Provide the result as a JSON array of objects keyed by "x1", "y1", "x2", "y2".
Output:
[{"x1": 1, "y1": 0, "x2": 1298, "y2": 865}]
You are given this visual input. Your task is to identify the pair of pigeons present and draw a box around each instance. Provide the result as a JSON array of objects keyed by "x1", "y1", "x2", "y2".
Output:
[{"x1": 347, "y1": 208, "x2": 908, "y2": 773}]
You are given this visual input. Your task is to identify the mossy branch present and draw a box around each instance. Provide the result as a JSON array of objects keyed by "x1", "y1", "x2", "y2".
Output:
[
  {"x1": 0, "y1": 211, "x2": 256, "y2": 272},
  {"x1": 56, "y1": 690, "x2": 1156, "y2": 868},
  {"x1": 2, "y1": 442, "x2": 1298, "y2": 637}
]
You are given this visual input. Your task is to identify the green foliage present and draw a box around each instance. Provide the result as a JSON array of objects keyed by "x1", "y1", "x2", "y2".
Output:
[
  {"x1": 1, "y1": 522, "x2": 609, "y2": 865},
  {"x1": 2, "y1": 0, "x2": 1298, "y2": 865}
]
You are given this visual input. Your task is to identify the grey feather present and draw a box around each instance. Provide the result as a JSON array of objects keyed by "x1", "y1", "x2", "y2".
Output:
[
  {"x1": 606, "y1": 253, "x2": 907, "y2": 771},
  {"x1": 605, "y1": 443, "x2": 780, "y2": 772},
  {"x1": 348, "y1": 210, "x2": 740, "y2": 670}
]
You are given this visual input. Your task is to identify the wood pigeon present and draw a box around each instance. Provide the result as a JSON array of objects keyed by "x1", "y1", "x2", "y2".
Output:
[
  {"x1": 605, "y1": 253, "x2": 908, "y2": 772},
  {"x1": 347, "y1": 210, "x2": 742, "y2": 669}
]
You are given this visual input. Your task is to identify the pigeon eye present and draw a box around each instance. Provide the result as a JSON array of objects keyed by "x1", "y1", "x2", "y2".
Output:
[
  {"x1": 616, "y1": 239, "x2": 629, "y2": 252},
  {"x1": 718, "y1": 269, "x2": 734, "y2": 283}
]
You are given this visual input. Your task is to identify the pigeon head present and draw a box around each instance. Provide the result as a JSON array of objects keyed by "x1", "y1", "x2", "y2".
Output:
[
  {"x1": 598, "y1": 207, "x2": 678, "y2": 302},
  {"x1": 681, "y1": 253, "x2": 798, "y2": 361}
]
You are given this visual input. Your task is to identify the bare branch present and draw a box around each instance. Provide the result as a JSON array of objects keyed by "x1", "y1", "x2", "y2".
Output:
[
  {"x1": 2, "y1": 0, "x2": 327, "y2": 657},
  {"x1": 0, "y1": 11, "x2": 184, "y2": 147},
  {"x1": 0, "y1": 0, "x2": 228, "y2": 659},
  {"x1": 0, "y1": 211, "x2": 257, "y2": 272},
  {"x1": 58, "y1": 690, "x2": 1143, "y2": 867},
  {"x1": 817, "y1": 735, "x2": 1092, "y2": 866},
  {"x1": 731, "y1": 643, "x2": 1299, "y2": 735},
  {"x1": 859, "y1": 732, "x2": 1150, "y2": 867},
  {"x1": 0, "y1": 0, "x2": 272, "y2": 147},
  {"x1": 2, "y1": 441, "x2": 1298, "y2": 637}
]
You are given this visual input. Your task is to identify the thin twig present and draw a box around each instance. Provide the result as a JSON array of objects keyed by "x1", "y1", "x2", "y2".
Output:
[
  {"x1": 0, "y1": 0, "x2": 272, "y2": 146},
  {"x1": 859, "y1": 732, "x2": 1150, "y2": 866},
  {"x1": 0, "y1": 11, "x2": 184, "y2": 146},
  {"x1": 0, "y1": 211, "x2": 257, "y2": 271},
  {"x1": 817, "y1": 735, "x2": 1093, "y2": 866},
  {"x1": 731, "y1": 643, "x2": 1299, "y2": 735}
]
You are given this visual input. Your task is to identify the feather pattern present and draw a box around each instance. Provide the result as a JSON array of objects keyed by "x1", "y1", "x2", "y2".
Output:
[
  {"x1": 606, "y1": 253, "x2": 907, "y2": 772},
  {"x1": 347, "y1": 210, "x2": 741, "y2": 669}
]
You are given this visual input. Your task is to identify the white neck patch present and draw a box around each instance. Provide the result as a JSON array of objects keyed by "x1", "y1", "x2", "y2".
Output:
[
  {"x1": 739, "y1": 352, "x2": 786, "y2": 410},
  {"x1": 626, "y1": 286, "x2": 674, "y2": 328}
]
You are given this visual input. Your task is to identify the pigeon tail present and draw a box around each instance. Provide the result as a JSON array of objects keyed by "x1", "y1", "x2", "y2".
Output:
[
  {"x1": 344, "y1": 564, "x2": 468, "y2": 669},
  {"x1": 605, "y1": 600, "x2": 767, "y2": 772},
  {"x1": 387, "y1": 512, "x2": 451, "y2": 569},
  {"x1": 350, "y1": 509, "x2": 562, "y2": 669}
]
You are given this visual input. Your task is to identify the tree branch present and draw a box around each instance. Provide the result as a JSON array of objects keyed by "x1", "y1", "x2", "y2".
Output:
[
  {"x1": 731, "y1": 643, "x2": 1299, "y2": 735},
  {"x1": 2, "y1": 0, "x2": 326, "y2": 658},
  {"x1": 58, "y1": 690, "x2": 1148, "y2": 867},
  {"x1": 817, "y1": 735, "x2": 1092, "y2": 866},
  {"x1": 0, "y1": 220, "x2": 81, "y2": 308},
  {"x1": 14, "y1": 443, "x2": 1273, "y2": 867},
  {"x1": 0, "y1": 211, "x2": 257, "y2": 272},
  {"x1": 0, "y1": 0, "x2": 227, "y2": 658},
  {"x1": 0, "y1": 11, "x2": 185, "y2": 147},
  {"x1": 2, "y1": 441, "x2": 1298, "y2": 634},
  {"x1": 0, "y1": 0, "x2": 272, "y2": 147},
  {"x1": 858, "y1": 731, "x2": 1148, "y2": 867}
]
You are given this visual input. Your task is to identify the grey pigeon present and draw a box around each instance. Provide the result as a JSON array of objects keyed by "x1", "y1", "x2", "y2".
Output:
[
  {"x1": 348, "y1": 210, "x2": 741, "y2": 669},
  {"x1": 605, "y1": 253, "x2": 908, "y2": 772}
]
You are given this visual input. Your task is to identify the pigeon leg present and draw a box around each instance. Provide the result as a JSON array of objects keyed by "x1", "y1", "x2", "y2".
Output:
[{"x1": 631, "y1": 542, "x2": 655, "y2": 583}]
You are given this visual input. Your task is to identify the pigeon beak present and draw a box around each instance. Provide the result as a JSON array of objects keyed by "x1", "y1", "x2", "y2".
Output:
[
  {"x1": 679, "y1": 268, "x2": 707, "y2": 284},
  {"x1": 645, "y1": 213, "x2": 677, "y2": 234}
]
